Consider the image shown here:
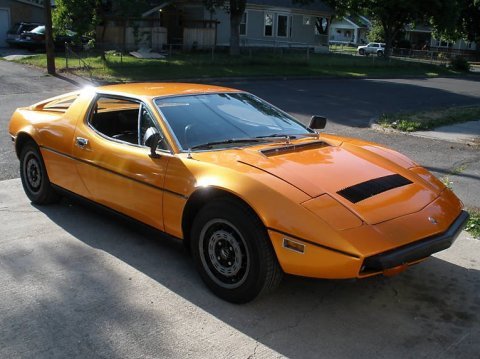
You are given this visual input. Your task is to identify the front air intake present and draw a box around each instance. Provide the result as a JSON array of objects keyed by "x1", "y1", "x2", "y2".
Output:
[{"x1": 337, "y1": 174, "x2": 412, "y2": 203}]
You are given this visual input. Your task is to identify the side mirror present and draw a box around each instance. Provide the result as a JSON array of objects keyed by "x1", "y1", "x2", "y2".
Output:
[
  {"x1": 144, "y1": 127, "x2": 162, "y2": 158},
  {"x1": 309, "y1": 115, "x2": 327, "y2": 130}
]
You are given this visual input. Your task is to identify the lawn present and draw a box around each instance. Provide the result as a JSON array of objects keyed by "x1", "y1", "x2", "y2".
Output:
[
  {"x1": 378, "y1": 106, "x2": 480, "y2": 132},
  {"x1": 16, "y1": 50, "x2": 461, "y2": 83}
]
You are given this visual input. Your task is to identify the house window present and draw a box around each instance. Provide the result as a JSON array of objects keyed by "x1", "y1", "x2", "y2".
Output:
[
  {"x1": 240, "y1": 12, "x2": 248, "y2": 36},
  {"x1": 277, "y1": 15, "x2": 288, "y2": 37},
  {"x1": 303, "y1": 16, "x2": 311, "y2": 25},
  {"x1": 264, "y1": 13, "x2": 273, "y2": 36}
]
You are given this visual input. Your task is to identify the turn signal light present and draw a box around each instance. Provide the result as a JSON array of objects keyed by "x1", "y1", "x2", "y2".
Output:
[{"x1": 283, "y1": 238, "x2": 305, "y2": 254}]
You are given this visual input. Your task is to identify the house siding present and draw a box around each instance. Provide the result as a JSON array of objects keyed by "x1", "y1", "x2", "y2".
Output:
[
  {"x1": 291, "y1": 14, "x2": 315, "y2": 44},
  {"x1": 0, "y1": 0, "x2": 44, "y2": 25},
  {"x1": 214, "y1": 7, "x2": 328, "y2": 47}
]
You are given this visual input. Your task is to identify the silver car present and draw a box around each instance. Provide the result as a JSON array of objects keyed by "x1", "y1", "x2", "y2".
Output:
[{"x1": 357, "y1": 42, "x2": 386, "y2": 56}]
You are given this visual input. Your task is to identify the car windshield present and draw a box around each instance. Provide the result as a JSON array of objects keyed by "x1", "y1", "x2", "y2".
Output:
[{"x1": 154, "y1": 93, "x2": 312, "y2": 150}]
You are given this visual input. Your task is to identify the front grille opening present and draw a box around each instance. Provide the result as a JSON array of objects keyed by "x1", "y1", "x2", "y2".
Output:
[{"x1": 337, "y1": 174, "x2": 412, "y2": 203}]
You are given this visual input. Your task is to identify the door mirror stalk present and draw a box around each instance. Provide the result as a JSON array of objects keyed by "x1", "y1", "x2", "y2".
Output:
[{"x1": 144, "y1": 127, "x2": 162, "y2": 158}]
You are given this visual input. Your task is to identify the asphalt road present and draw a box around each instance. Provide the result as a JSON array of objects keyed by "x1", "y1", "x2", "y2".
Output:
[
  {"x1": 1, "y1": 60, "x2": 480, "y2": 357},
  {"x1": 0, "y1": 61, "x2": 76, "y2": 180},
  {"x1": 219, "y1": 77, "x2": 480, "y2": 127}
]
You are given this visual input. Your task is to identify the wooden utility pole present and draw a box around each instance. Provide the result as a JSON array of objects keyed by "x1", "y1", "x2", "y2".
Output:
[{"x1": 44, "y1": 0, "x2": 55, "y2": 74}]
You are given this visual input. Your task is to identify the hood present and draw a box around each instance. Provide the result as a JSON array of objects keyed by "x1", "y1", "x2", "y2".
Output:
[{"x1": 232, "y1": 141, "x2": 439, "y2": 225}]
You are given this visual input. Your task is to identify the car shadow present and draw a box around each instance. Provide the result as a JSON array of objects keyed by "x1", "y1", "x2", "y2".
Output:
[{"x1": 32, "y1": 197, "x2": 480, "y2": 358}]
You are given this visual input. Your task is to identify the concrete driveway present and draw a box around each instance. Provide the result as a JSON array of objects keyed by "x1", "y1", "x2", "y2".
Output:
[{"x1": 1, "y1": 178, "x2": 479, "y2": 358}]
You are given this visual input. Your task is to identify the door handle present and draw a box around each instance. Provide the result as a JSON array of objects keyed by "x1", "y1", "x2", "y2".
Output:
[{"x1": 75, "y1": 137, "x2": 89, "y2": 148}]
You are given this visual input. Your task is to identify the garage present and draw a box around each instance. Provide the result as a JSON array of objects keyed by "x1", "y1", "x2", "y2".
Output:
[{"x1": 0, "y1": 8, "x2": 10, "y2": 47}]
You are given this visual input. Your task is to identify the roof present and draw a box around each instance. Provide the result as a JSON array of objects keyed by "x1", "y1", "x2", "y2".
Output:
[
  {"x1": 96, "y1": 83, "x2": 240, "y2": 98},
  {"x1": 248, "y1": 0, "x2": 332, "y2": 13}
]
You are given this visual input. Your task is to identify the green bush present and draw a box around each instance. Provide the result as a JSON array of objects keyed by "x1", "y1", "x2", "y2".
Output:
[{"x1": 450, "y1": 55, "x2": 471, "y2": 71}]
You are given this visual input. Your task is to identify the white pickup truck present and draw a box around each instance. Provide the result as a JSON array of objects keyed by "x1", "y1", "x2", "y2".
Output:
[{"x1": 357, "y1": 42, "x2": 386, "y2": 56}]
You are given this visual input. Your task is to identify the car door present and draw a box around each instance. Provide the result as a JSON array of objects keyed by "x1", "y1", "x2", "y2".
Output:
[{"x1": 72, "y1": 95, "x2": 171, "y2": 230}]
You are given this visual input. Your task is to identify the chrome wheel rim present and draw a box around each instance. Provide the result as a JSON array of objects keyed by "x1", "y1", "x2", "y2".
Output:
[
  {"x1": 24, "y1": 152, "x2": 42, "y2": 193},
  {"x1": 199, "y1": 219, "x2": 250, "y2": 289}
]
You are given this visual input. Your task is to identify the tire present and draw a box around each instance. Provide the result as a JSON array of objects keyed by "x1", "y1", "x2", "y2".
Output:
[
  {"x1": 19, "y1": 141, "x2": 60, "y2": 205},
  {"x1": 190, "y1": 198, "x2": 283, "y2": 303},
  {"x1": 359, "y1": 49, "x2": 365, "y2": 55},
  {"x1": 377, "y1": 51, "x2": 384, "y2": 57}
]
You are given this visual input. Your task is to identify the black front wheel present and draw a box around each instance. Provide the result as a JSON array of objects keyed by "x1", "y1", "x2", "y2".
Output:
[
  {"x1": 191, "y1": 199, "x2": 282, "y2": 303},
  {"x1": 20, "y1": 142, "x2": 60, "y2": 205}
]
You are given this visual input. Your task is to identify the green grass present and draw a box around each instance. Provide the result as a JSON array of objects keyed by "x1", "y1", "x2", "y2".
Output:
[
  {"x1": 15, "y1": 50, "x2": 462, "y2": 83},
  {"x1": 329, "y1": 44, "x2": 358, "y2": 54},
  {"x1": 466, "y1": 209, "x2": 480, "y2": 239},
  {"x1": 378, "y1": 106, "x2": 480, "y2": 132}
]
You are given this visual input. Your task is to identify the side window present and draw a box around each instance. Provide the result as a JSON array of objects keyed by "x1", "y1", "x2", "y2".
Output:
[
  {"x1": 89, "y1": 97, "x2": 140, "y2": 145},
  {"x1": 89, "y1": 96, "x2": 167, "y2": 150}
]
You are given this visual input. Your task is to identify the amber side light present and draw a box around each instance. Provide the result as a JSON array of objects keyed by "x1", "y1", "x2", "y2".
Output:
[{"x1": 283, "y1": 238, "x2": 305, "y2": 254}]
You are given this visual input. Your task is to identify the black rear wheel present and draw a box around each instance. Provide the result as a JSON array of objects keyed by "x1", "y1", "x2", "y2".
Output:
[
  {"x1": 20, "y1": 142, "x2": 60, "y2": 204},
  {"x1": 191, "y1": 199, "x2": 282, "y2": 303}
]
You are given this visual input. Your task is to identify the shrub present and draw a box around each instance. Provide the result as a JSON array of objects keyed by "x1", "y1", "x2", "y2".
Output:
[{"x1": 450, "y1": 55, "x2": 471, "y2": 71}]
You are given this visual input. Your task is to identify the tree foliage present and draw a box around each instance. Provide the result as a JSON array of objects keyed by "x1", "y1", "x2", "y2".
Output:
[
  {"x1": 433, "y1": 0, "x2": 480, "y2": 49},
  {"x1": 324, "y1": 0, "x2": 458, "y2": 57},
  {"x1": 367, "y1": 21, "x2": 384, "y2": 42},
  {"x1": 52, "y1": 0, "x2": 100, "y2": 38}
]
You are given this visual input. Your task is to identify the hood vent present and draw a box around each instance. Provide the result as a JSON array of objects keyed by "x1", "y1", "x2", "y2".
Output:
[
  {"x1": 261, "y1": 140, "x2": 328, "y2": 157},
  {"x1": 337, "y1": 174, "x2": 412, "y2": 203}
]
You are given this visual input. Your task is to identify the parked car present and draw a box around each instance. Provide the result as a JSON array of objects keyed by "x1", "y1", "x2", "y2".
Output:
[
  {"x1": 8, "y1": 25, "x2": 85, "y2": 50},
  {"x1": 6, "y1": 22, "x2": 42, "y2": 47},
  {"x1": 8, "y1": 83, "x2": 468, "y2": 303},
  {"x1": 357, "y1": 42, "x2": 386, "y2": 56}
]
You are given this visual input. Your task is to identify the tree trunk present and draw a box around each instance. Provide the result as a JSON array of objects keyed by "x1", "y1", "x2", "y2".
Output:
[
  {"x1": 382, "y1": 24, "x2": 395, "y2": 59},
  {"x1": 229, "y1": 12, "x2": 242, "y2": 56},
  {"x1": 44, "y1": 0, "x2": 55, "y2": 74},
  {"x1": 228, "y1": 0, "x2": 246, "y2": 56}
]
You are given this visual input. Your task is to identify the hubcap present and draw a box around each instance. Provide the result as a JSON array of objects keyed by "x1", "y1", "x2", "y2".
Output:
[
  {"x1": 199, "y1": 219, "x2": 249, "y2": 289},
  {"x1": 24, "y1": 153, "x2": 42, "y2": 193}
]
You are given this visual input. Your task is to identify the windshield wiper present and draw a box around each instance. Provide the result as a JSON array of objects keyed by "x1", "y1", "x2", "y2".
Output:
[
  {"x1": 189, "y1": 138, "x2": 264, "y2": 150},
  {"x1": 256, "y1": 134, "x2": 296, "y2": 139}
]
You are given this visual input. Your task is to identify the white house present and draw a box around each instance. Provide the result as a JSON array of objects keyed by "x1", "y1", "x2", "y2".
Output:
[{"x1": 329, "y1": 15, "x2": 371, "y2": 45}]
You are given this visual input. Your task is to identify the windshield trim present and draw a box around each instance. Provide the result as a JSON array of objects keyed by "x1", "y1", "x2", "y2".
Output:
[{"x1": 153, "y1": 91, "x2": 314, "y2": 153}]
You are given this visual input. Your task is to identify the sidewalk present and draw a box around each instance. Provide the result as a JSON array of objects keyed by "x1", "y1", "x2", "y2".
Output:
[{"x1": 410, "y1": 120, "x2": 480, "y2": 146}]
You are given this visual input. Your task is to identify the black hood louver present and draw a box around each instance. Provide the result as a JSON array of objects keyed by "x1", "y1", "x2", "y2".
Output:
[
  {"x1": 337, "y1": 174, "x2": 412, "y2": 203},
  {"x1": 261, "y1": 141, "x2": 328, "y2": 156}
]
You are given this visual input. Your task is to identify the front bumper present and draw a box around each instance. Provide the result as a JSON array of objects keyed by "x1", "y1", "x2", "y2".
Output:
[{"x1": 361, "y1": 210, "x2": 469, "y2": 273}]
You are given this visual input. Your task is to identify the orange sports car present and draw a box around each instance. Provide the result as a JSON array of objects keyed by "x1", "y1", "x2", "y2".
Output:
[{"x1": 8, "y1": 83, "x2": 468, "y2": 303}]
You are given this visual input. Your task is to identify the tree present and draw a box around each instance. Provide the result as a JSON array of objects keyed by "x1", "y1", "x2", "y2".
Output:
[
  {"x1": 433, "y1": 0, "x2": 480, "y2": 54},
  {"x1": 52, "y1": 0, "x2": 100, "y2": 40},
  {"x1": 325, "y1": 0, "x2": 455, "y2": 57},
  {"x1": 204, "y1": 0, "x2": 246, "y2": 56},
  {"x1": 44, "y1": 0, "x2": 55, "y2": 74},
  {"x1": 367, "y1": 21, "x2": 384, "y2": 42}
]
